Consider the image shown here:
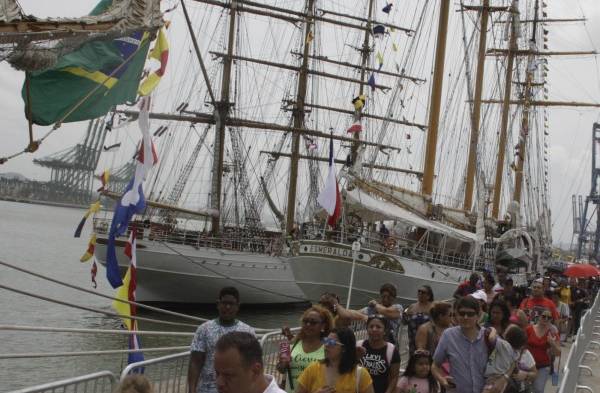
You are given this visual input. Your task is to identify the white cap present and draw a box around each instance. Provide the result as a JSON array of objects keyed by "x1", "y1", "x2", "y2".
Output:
[{"x1": 471, "y1": 290, "x2": 488, "y2": 303}]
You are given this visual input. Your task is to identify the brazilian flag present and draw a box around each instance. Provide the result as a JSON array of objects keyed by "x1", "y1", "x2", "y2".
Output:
[{"x1": 22, "y1": 0, "x2": 151, "y2": 126}]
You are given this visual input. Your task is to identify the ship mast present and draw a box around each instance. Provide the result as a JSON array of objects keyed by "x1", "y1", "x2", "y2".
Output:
[
  {"x1": 462, "y1": 0, "x2": 490, "y2": 211},
  {"x1": 421, "y1": 0, "x2": 451, "y2": 199},
  {"x1": 285, "y1": 0, "x2": 315, "y2": 234},
  {"x1": 210, "y1": 0, "x2": 238, "y2": 234},
  {"x1": 491, "y1": 0, "x2": 518, "y2": 219},
  {"x1": 351, "y1": 0, "x2": 375, "y2": 161},
  {"x1": 513, "y1": 0, "x2": 540, "y2": 204}
]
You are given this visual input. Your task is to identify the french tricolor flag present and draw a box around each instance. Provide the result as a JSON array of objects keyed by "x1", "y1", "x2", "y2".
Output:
[{"x1": 317, "y1": 133, "x2": 342, "y2": 226}]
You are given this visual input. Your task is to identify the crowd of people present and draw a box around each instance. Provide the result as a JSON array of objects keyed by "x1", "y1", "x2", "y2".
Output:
[{"x1": 177, "y1": 268, "x2": 598, "y2": 393}]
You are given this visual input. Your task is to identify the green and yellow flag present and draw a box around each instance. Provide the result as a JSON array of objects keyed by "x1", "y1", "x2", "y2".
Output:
[{"x1": 22, "y1": 0, "x2": 151, "y2": 126}]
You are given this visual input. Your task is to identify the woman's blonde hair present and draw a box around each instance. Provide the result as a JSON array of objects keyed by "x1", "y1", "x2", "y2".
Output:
[{"x1": 115, "y1": 375, "x2": 152, "y2": 393}]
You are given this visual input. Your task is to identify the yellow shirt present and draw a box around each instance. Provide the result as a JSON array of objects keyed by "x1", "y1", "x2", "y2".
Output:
[
  {"x1": 298, "y1": 361, "x2": 372, "y2": 393},
  {"x1": 559, "y1": 287, "x2": 572, "y2": 305}
]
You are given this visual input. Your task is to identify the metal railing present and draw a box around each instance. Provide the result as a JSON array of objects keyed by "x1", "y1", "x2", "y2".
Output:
[
  {"x1": 558, "y1": 290, "x2": 600, "y2": 393},
  {"x1": 14, "y1": 315, "x2": 412, "y2": 393},
  {"x1": 8, "y1": 371, "x2": 117, "y2": 393},
  {"x1": 120, "y1": 351, "x2": 190, "y2": 393}
]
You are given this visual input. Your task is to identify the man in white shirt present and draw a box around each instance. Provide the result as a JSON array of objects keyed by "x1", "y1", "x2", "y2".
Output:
[
  {"x1": 188, "y1": 287, "x2": 255, "y2": 393},
  {"x1": 214, "y1": 331, "x2": 285, "y2": 393}
]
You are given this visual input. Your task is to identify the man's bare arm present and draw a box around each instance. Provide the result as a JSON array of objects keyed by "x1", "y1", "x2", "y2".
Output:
[{"x1": 187, "y1": 351, "x2": 206, "y2": 393}]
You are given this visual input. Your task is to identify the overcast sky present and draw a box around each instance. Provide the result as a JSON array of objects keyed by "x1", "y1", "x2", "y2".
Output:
[{"x1": 1, "y1": 0, "x2": 599, "y2": 247}]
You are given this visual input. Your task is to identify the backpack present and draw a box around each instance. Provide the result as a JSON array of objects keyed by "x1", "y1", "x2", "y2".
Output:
[{"x1": 357, "y1": 339, "x2": 395, "y2": 364}]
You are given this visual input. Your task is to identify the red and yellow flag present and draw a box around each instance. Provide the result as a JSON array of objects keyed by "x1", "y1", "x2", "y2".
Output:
[
  {"x1": 138, "y1": 28, "x2": 169, "y2": 96},
  {"x1": 80, "y1": 233, "x2": 97, "y2": 262}
]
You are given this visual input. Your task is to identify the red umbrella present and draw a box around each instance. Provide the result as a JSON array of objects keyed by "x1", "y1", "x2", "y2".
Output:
[{"x1": 563, "y1": 263, "x2": 600, "y2": 278}]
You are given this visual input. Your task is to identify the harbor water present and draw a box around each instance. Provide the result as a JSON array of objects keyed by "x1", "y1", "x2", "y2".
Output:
[{"x1": 0, "y1": 201, "x2": 301, "y2": 391}]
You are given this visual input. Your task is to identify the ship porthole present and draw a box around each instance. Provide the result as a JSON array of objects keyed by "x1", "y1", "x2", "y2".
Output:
[
  {"x1": 303, "y1": 246, "x2": 309, "y2": 252},
  {"x1": 431, "y1": 272, "x2": 435, "y2": 278},
  {"x1": 358, "y1": 254, "x2": 364, "y2": 260}
]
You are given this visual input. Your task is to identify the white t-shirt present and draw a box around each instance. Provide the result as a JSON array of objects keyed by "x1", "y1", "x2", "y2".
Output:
[{"x1": 263, "y1": 374, "x2": 286, "y2": 393}]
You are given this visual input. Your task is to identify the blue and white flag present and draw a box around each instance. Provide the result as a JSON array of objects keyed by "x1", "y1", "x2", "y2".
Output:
[{"x1": 105, "y1": 97, "x2": 157, "y2": 288}]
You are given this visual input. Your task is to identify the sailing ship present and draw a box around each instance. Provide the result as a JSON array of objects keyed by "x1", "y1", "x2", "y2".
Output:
[{"x1": 2, "y1": 0, "x2": 597, "y2": 305}]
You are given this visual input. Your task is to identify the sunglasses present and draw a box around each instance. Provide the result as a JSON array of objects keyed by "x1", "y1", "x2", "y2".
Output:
[
  {"x1": 457, "y1": 310, "x2": 477, "y2": 318},
  {"x1": 321, "y1": 337, "x2": 344, "y2": 347},
  {"x1": 414, "y1": 349, "x2": 430, "y2": 356},
  {"x1": 302, "y1": 318, "x2": 321, "y2": 326},
  {"x1": 540, "y1": 314, "x2": 552, "y2": 320},
  {"x1": 417, "y1": 289, "x2": 430, "y2": 295}
]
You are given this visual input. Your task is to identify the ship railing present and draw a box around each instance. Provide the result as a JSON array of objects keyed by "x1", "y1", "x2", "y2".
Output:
[
  {"x1": 120, "y1": 351, "x2": 190, "y2": 393},
  {"x1": 8, "y1": 371, "x2": 117, "y2": 393},
  {"x1": 307, "y1": 227, "x2": 484, "y2": 273},
  {"x1": 558, "y1": 290, "x2": 600, "y2": 393},
  {"x1": 92, "y1": 218, "x2": 285, "y2": 255}
]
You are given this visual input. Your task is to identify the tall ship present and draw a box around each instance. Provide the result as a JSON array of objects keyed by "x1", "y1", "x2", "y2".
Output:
[{"x1": 2, "y1": 0, "x2": 597, "y2": 306}]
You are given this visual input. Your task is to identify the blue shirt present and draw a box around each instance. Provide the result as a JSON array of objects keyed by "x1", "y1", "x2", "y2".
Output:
[{"x1": 433, "y1": 326, "x2": 488, "y2": 393}]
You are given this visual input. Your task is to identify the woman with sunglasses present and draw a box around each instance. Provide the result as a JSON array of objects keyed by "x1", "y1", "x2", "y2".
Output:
[
  {"x1": 357, "y1": 315, "x2": 400, "y2": 393},
  {"x1": 278, "y1": 306, "x2": 333, "y2": 392},
  {"x1": 297, "y1": 328, "x2": 374, "y2": 393},
  {"x1": 525, "y1": 311, "x2": 561, "y2": 393},
  {"x1": 403, "y1": 286, "x2": 434, "y2": 354}
]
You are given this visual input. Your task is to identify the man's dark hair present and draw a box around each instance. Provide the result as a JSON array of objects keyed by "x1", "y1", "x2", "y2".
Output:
[
  {"x1": 504, "y1": 325, "x2": 528, "y2": 350},
  {"x1": 215, "y1": 331, "x2": 262, "y2": 366},
  {"x1": 380, "y1": 283, "x2": 397, "y2": 298},
  {"x1": 456, "y1": 295, "x2": 480, "y2": 313},
  {"x1": 219, "y1": 286, "x2": 240, "y2": 302},
  {"x1": 505, "y1": 278, "x2": 514, "y2": 285},
  {"x1": 323, "y1": 328, "x2": 358, "y2": 374}
]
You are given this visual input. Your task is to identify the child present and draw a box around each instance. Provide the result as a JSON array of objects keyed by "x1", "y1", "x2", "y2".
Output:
[
  {"x1": 483, "y1": 325, "x2": 528, "y2": 393},
  {"x1": 116, "y1": 375, "x2": 153, "y2": 393},
  {"x1": 397, "y1": 350, "x2": 439, "y2": 393}
]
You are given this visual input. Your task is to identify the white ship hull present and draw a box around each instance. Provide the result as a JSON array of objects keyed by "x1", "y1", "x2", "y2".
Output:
[
  {"x1": 289, "y1": 240, "x2": 527, "y2": 307},
  {"x1": 95, "y1": 238, "x2": 306, "y2": 305}
]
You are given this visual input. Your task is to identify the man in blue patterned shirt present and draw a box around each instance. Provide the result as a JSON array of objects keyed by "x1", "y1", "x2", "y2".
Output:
[{"x1": 188, "y1": 287, "x2": 255, "y2": 393}]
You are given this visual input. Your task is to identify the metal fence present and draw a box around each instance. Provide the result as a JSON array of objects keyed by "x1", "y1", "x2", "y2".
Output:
[
  {"x1": 9, "y1": 371, "x2": 117, "y2": 393},
  {"x1": 558, "y1": 290, "x2": 600, "y2": 393},
  {"x1": 14, "y1": 316, "x2": 412, "y2": 393},
  {"x1": 120, "y1": 351, "x2": 190, "y2": 393}
]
